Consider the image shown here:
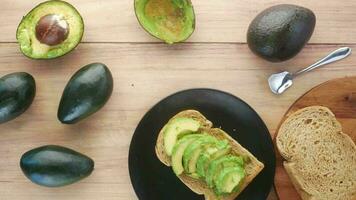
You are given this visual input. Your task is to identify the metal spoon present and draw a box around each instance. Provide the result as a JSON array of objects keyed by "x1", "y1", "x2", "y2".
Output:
[{"x1": 268, "y1": 47, "x2": 352, "y2": 95}]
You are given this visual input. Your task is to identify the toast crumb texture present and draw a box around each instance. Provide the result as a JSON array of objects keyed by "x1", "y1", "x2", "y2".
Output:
[
  {"x1": 276, "y1": 106, "x2": 356, "y2": 200},
  {"x1": 155, "y1": 110, "x2": 264, "y2": 200}
]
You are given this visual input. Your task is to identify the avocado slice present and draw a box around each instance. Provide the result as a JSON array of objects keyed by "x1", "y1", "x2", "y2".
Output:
[
  {"x1": 205, "y1": 155, "x2": 244, "y2": 188},
  {"x1": 214, "y1": 166, "x2": 245, "y2": 195},
  {"x1": 171, "y1": 134, "x2": 203, "y2": 175},
  {"x1": 163, "y1": 117, "x2": 200, "y2": 156},
  {"x1": 247, "y1": 4, "x2": 315, "y2": 62},
  {"x1": 134, "y1": 0, "x2": 195, "y2": 44},
  {"x1": 195, "y1": 142, "x2": 231, "y2": 178},
  {"x1": 182, "y1": 135, "x2": 217, "y2": 175},
  {"x1": 16, "y1": 0, "x2": 84, "y2": 59}
]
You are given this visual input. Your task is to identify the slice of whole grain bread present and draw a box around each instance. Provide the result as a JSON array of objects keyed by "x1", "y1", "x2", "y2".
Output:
[
  {"x1": 276, "y1": 106, "x2": 356, "y2": 200},
  {"x1": 155, "y1": 110, "x2": 264, "y2": 200}
]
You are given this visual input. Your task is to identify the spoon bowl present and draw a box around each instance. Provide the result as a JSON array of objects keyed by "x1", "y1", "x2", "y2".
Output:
[{"x1": 268, "y1": 71, "x2": 293, "y2": 94}]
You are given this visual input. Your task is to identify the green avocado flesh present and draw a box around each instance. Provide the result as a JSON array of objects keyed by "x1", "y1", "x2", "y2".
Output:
[
  {"x1": 134, "y1": 0, "x2": 195, "y2": 44},
  {"x1": 206, "y1": 155, "x2": 244, "y2": 188},
  {"x1": 171, "y1": 134, "x2": 203, "y2": 175},
  {"x1": 215, "y1": 166, "x2": 245, "y2": 195},
  {"x1": 195, "y1": 143, "x2": 231, "y2": 178},
  {"x1": 20, "y1": 145, "x2": 94, "y2": 187},
  {"x1": 163, "y1": 117, "x2": 200, "y2": 156},
  {"x1": 16, "y1": 0, "x2": 84, "y2": 59},
  {"x1": 247, "y1": 4, "x2": 315, "y2": 62},
  {"x1": 182, "y1": 135, "x2": 217, "y2": 174}
]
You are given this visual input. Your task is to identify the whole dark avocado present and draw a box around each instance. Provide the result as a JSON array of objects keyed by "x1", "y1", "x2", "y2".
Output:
[
  {"x1": 16, "y1": 0, "x2": 84, "y2": 59},
  {"x1": 20, "y1": 145, "x2": 94, "y2": 187},
  {"x1": 58, "y1": 63, "x2": 113, "y2": 124},
  {"x1": 0, "y1": 72, "x2": 36, "y2": 124},
  {"x1": 247, "y1": 4, "x2": 316, "y2": 62}
]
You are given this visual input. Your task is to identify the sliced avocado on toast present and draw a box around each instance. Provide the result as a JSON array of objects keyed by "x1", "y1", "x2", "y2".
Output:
[
  {"x1": 16, "y1": 0, "x2": 84, "y2": 59},
  {"x1": 171, "y1": 134, "x2": 203, "y2": 175},
  {"x1": 182, "y1": 135, "x2": 216, "y2": 174},
  {"x1": 195, "y1": 141, "x2": 231, "y2": 178},
  {"x1": 156, "y1": 110, "x2": 264, "y2": 198},
  {"x1": 134, "y1": 0, "x2": 195, "y2": 44},
  {"x1": 164, "y1": 117, "x2": 201, "y2": 156},
  {"x1": 215, "y1": 166, "x2": 245, "y2": 195},
  {"x1": 206, "y1": 155, "x2": 244, "y2": 188}
]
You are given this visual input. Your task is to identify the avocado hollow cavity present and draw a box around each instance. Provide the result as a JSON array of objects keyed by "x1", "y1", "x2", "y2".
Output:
[
  {"x1": 135, "y1": 0, "x2": 195, "y2": 44},
  {"x1": 16, "y1": 0, "x2": 84, "y2": 59}
]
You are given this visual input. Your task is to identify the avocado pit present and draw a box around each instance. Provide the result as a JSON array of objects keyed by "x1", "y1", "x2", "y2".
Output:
[{"x1": 36, "y1": 14, "x2": 69, "y2": 46}]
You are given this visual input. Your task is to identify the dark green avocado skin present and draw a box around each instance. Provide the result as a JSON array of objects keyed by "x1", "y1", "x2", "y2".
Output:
[
  {"x1": 20, "y1": 145, "x2": 94, "y2": 187},
  {"x1": 247, "y1": 4, "x2": 316, "y2": 62},
  {"x1": 0, "y1": 72, "x2": 36, "y2": 124},
  {"x1": 58, "y1": 63, "x2": 113, "y2": 124}
]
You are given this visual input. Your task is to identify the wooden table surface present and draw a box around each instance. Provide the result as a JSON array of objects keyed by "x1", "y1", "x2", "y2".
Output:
[{"x1": 1, "y1": 0, "x2": 355, "y2": 199}]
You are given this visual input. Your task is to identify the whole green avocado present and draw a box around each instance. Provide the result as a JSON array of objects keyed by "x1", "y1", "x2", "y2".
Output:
[
  {"x1": 20, "y1": 145, "x2": 94, "y2": 187},
  {"x1": 247, "y1": 4, "x2": 316, "y2": 62},
  {"x1": 0, "y1": 72, "x2": 36, "y2": 124},
  {"x1": 58, "y1": 63, "x2": 113, "y2": 124}
]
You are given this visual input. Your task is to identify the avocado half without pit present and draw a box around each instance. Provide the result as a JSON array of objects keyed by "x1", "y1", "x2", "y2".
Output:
[
  {"x1": 134, "y1": 0, "x2": 195, "y2": 44},
  {"x1": 16, "y1": 0, "x2": 84, "y2": 59}
]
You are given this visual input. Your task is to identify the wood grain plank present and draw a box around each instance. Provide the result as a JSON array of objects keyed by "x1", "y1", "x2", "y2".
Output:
[
  {"x1": 1, "y1": 0, "x2": 356, "y2": 43},
  {"x1": 0, "y1": 43, "x2": 355, "y2": 199}
]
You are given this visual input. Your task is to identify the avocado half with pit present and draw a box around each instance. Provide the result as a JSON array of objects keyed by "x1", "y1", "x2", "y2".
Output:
[
  {"x1": 16, "y1": 0, "x2": 84, "y2": 59},
  {"x1": 134, "y1": 0, "x2": 195, "y2": 44}
]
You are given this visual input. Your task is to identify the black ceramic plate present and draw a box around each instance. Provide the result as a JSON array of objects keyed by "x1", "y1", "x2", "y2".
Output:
[{"x1": 129, "y1": 89, "x2": 275, "y2": 200}]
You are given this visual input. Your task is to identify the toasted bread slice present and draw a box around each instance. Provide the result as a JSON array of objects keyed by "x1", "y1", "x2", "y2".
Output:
[
  {"x1": 276, "y1": 106, "x2": 356, "y2": 200},
  {"x1": 155, "y1": 110, "x2": 264, "y2": 200}
]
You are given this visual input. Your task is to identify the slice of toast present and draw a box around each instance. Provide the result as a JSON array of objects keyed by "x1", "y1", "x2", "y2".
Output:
[
  {"x1": 155, "y1": 110, "x2": 264, "y2": 200},
  {"x1": 276, "y1": 106, "x2": 356, "y2": 200}
]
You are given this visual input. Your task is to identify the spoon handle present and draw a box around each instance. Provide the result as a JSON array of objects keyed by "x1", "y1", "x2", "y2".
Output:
[{"x1": 294, "y1": 47, "x2": 352, "y2": 77}]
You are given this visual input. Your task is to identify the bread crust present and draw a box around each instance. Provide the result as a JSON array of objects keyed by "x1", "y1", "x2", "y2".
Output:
[
  {"x1": 276, "y1": 106, "x2": 356, "y2": 200},
  {"x1": 155, "y1": 110, "x2": 264, "y2": 200}
]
